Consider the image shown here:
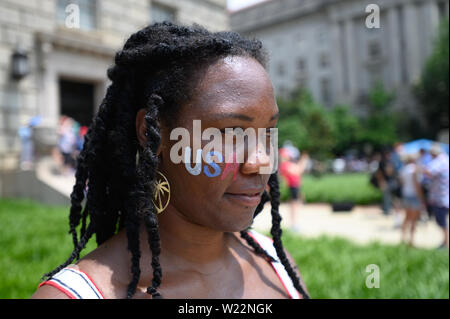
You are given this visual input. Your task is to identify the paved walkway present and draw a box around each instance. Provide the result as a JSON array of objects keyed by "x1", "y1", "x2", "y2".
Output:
[
  {"x1": 253, "y1": 202, "x2": 448, "y2": 249},
  {"x1": 35, "y1": 156, "x2": 75, "y2": 198}
]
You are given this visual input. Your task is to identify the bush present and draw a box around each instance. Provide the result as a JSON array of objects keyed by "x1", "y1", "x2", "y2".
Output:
[{"x1": 279, "y1": 173, "x2": 382, "y2": 205}]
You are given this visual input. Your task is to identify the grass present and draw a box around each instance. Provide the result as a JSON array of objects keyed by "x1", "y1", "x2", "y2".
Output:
[
  {"x1": 0, "y1": 198, "x2": 96, "y2": 299},
  {"x1": 0, "y1": 198, "x2": 448, "y2": 299},
  {"x1": 281, "y1": 230, "x2": 449, "y2": 299},
  {"x1": 280, "y1": 173, "x2": 383, "y2": 205}
]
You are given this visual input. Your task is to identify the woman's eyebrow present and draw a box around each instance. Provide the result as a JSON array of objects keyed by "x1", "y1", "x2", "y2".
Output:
[
  {"x1": 209, "y1": 111, "x2": 279, "y2": 123},
  {"x1": 269, "y1": 112, "x2": 279, "y2": 122},
  {"x1": 210, "y1": 113, "x2": 254, "y2": 121}
]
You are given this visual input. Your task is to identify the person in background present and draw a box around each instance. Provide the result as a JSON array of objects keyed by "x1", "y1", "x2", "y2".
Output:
[
  {"x1": 282, "y1": 140, "x2": 300, "y2": 161},
  {"x1": 418, "y1": 148, "x2": 433, "y2": 219},
  {"x1": 73, "y1": 125, "x2": 89, "y2": 169},
  {"x1": 332, "y1": 157, "x2": 346, "y2": 174},
  {"x1": 279, "y1": 148, "x2": 309, "y2": 232},
  {"x1": 391, "y1": 143, "x2": 404, "y2": 173},
  {"x1": 57, "y1": 116, "x2": 77, "y2": 175},
  {"x1": 376, "y1": 149, "x2": 402, "y2": 222},
  {"x1": 18, "y1": 121, "x2": 34, "y2": 170},
  {"x1": 18, "y1": 116, "x2": 42, "y2": 170},
  {"x1": 399, "y1": 154, "x2": 426, "y2": 247},
  {"x1": 423, "y1": 144, "x2": 449, "y2": 249},
  {"x1": 77, "y1": 126, "x2": 89, "y2": 151}
]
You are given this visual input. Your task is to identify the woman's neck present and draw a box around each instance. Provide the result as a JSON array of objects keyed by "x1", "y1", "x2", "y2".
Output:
[{"x1": 141, "y1": 204, "x2": 233, "y2": 267}]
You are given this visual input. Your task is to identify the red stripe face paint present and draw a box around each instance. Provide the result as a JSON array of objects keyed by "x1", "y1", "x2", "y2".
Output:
[{"x1": 221, "y1": 151, "x2": 239, "y2": 181}]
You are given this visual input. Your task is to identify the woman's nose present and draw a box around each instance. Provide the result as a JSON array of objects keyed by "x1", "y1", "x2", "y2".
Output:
[{"x1": 241, "y1": 141, "x2": 271, "y2": 175}]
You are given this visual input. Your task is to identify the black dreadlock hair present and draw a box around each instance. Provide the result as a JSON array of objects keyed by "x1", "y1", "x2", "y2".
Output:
[{"x1": 41, "y1": 21, "x2": 310, "y2": 299}]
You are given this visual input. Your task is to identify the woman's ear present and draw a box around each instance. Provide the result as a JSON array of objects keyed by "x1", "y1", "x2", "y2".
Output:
[
  {"x1": 135, "y1": 109, "x2": 163, "y2": 156},
  {"x1": 136, "y1": 109, "x2": 147, "y2": 149}
]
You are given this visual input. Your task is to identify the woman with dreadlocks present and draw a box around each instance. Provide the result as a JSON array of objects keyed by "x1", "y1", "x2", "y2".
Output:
[{"x1": 31, "y1": 22, "x2": 310, "y2": 299}]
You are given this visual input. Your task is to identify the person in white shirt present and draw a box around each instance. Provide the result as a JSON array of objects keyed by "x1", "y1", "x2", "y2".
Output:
[{"x1": 399, "y1": 154, "x2": 426, "y2": 247}]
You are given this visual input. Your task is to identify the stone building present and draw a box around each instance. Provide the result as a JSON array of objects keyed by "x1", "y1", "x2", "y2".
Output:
[
  {"x1": 0, "y1": 0, "x2": 228, "y2": 169},
  {"x1": 230, "y1": 0, "x2": 449, "y2": 121}
]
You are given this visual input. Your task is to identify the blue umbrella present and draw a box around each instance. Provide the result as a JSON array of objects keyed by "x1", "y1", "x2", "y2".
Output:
[{"x1": 402, "y1": 139, "x2": 449, "y2": 154}]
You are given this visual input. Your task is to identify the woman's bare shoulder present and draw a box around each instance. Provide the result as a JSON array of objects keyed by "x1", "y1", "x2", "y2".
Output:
[
  {"x1": 31, "y1": 232, "x2": 129, "y2": 299},
  {"x1": 31, "y1": 283, "x2": 71, "y2": 299}
]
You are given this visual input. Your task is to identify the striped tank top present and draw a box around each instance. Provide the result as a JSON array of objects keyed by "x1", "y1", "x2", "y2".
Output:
[{"x1": 38, "y1": 230, "x2": 301, "y2": 299}]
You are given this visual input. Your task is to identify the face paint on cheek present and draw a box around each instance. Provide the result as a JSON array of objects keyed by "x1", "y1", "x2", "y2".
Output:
[
  {"x1": 203, "y1": 151, "x2": 223, "y2": 178},
  {"x1": 184, "y1": 146, "x2": 202, "y2": 175},
  {"x1": 220, "y1": 151, "x2": 239, "y2": 181}
]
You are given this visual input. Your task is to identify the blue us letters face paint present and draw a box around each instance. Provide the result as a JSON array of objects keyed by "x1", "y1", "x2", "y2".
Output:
[
  {"x1": 184, "y1": 146, "x2": 202, "y2": 176},
  {"x1": 203, "y1": 151, "x2": 223, "y2": 178}
]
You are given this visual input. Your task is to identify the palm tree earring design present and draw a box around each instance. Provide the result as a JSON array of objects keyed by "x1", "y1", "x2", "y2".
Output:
[{"x1": 152, "y1": 170, "x2": 170, "y2": 214}]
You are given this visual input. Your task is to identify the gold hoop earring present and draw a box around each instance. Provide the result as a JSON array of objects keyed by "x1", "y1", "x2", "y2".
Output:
[{"x1": 152, "y1": 170, "x2": 170, "y2": 214}]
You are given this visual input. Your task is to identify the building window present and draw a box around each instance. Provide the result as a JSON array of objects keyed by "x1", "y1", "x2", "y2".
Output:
[
  {"x1": 278, "y1": 86, "x2": 288, "y2": 98},
  {"x1": 368, "y1": 40, "x2": 382, "y2": 61},
  {"x1": 151, "y1": 2, "x2": 176, "y2": 23},
  {"x1": 368, "y1": 66, "x2": 383, "y2": 88},
  {"x1": 296, "y1": 33, "x2": 305, "y2": 49},
  {"x1": 317, "y1": 27, "x2": 328, "y2": 45},
  {"x1": 320, "y1": 78, "x2": 331, "y2": 106},
  {"x1": 296, "y1": 77, "x2": 308, "y2": 90},
  {"x1": 57, "y1": 0, "x2": 97, "y2": 30},
  {"x1": 277, "y1": 63, "x2": 285, "y2": 76},
  {"x1": 297, "y1": 58, "x2": 307, "y2": 73},
  {"x1": 438, "y1": 1, "x2": 448, "y2": 20},
  {"x1": 295, "y1": 58, "x2": 308, "y2": 89},
  {"x1": 319, "y1": 52, "x2": 329, "y2": 68}
]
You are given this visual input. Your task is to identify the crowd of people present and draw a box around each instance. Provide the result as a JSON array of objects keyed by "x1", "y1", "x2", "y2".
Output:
[
  {"x1": 278, "y1": 140, "x2": 449, "y2": 249},
  {"x1": 18, "y1": 115, "x2": 88, "y2": 175},
  {"x1": 51, "y1": 115, "x2": 88, "y2": 176},
  {"x1": 372, "y1": 143, "x2": 449, "y2": 249}
]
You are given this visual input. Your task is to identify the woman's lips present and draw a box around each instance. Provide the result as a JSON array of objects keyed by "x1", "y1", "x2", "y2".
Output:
[{"x1": 224, "y1": 192, "x2": 262, "y2": 207}]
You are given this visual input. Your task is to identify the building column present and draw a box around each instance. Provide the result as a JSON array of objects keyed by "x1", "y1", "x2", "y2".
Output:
[
  {"x1": 402, "y1": 2, "x2": 422, "y2": 84},
  {"x1": 423, "y1": 0, "x2": 440, "y2": 58},
  {"x1": 343, "y1": 18, "x2": 358, "y2": 99},
  {"x1": 330, "y1": 21, "x2": 345, "y2": 102},
  {"x1": 387, "y1": 7, "x2": 402, "y2": 87}
]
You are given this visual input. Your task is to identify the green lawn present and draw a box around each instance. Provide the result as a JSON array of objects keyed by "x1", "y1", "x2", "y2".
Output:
[
  {"x1": 281, "y1": 231, "x2": 449, "y2": 299},
  {"x1": 0, "y1": 198, "x2": 448, "y2": 299},
  {"x1": 0, "y1": 198, "x2": 96, "y2": 298},
  {"x1": 280, "y1": 173, "x2": 383, "y2": 205}
]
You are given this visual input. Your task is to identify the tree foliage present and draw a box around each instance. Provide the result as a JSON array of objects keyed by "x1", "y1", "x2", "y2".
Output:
[
  {"x1": 277, "y1": 89, "x2": 335, "y2": 159},
  {"x1": 415, "y1": 18, "x2": 449, "y2": 139},
  {"x1": 358, "y1": 81, "x2": 398, "y2": 149}
]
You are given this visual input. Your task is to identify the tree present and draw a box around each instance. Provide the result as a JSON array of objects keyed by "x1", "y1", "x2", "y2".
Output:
[
  {"x1": 329, "y1": 105, "x2": 361, "y2": 155},
  {"x1": 415, "y1": 18, "x2": 449, "y2": 139},
  {"x1": 358, "y1": 81, "x2": 397, "y2": 149},
  {"x1": 277, "y1": 88, "x2": 335, "y2": 159}
]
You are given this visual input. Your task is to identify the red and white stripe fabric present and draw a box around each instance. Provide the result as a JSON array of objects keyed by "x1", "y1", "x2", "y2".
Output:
[
  {"x1": 248, "y1": 230, "x2": 302, "y2": 299},
  {"x1": 39, "y1": 267, "x2": 104, "y2": 299}
]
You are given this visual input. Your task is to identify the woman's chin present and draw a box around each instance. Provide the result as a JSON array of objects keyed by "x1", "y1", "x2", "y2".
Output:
[{"x1": 213, "y1": 207, "x2": 256, "y2": 232}]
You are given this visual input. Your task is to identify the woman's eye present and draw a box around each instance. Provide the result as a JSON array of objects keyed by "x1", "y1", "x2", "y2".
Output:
[{"x1": 220, "y1": 127, "x2": 244, "y2": 134}]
